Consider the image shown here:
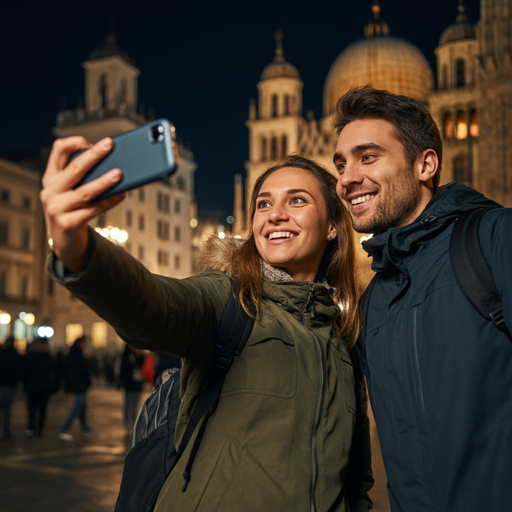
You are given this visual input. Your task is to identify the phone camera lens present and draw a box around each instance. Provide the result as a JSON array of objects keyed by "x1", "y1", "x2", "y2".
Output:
[{"x1": 150, "y1": 124, "x2": 165, "y2": 143}]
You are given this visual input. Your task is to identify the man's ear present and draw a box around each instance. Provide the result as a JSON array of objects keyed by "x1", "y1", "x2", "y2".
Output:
[{"x1": 417, "y1": 149, "x2": 438, "y2": 185}]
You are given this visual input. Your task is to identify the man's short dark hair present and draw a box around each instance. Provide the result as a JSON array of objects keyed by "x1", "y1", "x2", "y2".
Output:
[{"x1": 333, "y1": 85, "x2": 443, "y2": 190}]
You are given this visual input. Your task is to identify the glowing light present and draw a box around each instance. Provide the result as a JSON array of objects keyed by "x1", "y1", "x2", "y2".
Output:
[
  {"x1": 0, "y1": 312, "x2": 11, "y2": 325},
  {"x1": 48, "y1": 237, "x2": 54, "y2": 248},
  {"x1": 24, "y1": 313, "x2": 35, "y2": 326},
  {"x1": 190, "y1": 218, "x2": 198, "y2": 228},
  {"x1": 36, "y1": 326, "x2": 54, "y2": 338},
  {"x1": 218, "y1": 232, "x2": 226, "y2": 239},
  {"x1": 226, "y1": 216, "x2": 234, "y2": 224},
  {"x1": 95, "y1": 225, "x2": 128, "y2": 244}
]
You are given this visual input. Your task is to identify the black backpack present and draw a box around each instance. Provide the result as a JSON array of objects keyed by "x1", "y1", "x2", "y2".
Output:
[
  {"x1": 361, "y1": 206, "x2": 510, "y2": 344},
  {"x1": 115, "y1": 285, "x2": 254, "y2": 512},
  {"x1": 450, "y1": 207, "x2": 511, "y2": 342}
]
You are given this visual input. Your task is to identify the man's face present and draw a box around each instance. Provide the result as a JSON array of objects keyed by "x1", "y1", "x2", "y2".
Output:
[{"x1": 334, "y1": 118, "x2": 424, "y2": 235}]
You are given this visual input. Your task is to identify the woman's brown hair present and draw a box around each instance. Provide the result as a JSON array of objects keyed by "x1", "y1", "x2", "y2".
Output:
[{"x1": 233, "y1": 154, "x2": 361, "y2": 349}]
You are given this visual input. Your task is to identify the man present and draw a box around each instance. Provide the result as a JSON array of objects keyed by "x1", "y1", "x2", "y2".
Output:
[
  {"x1": 59, "y1": 335, "x2": 93, "y2": 441},
  {"x1": 333, "y1": 85, "x2": 512, "y2": 511},
  {"x1": 0, "y1": 336, "x2": 22, "y2": 438}
]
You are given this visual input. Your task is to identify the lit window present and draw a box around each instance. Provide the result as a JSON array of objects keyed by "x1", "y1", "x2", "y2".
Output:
[
  {"x1": 444, "y1": 112, "x2": 454, "y2": 139},
  {"x1": 469, "y1": 109, "x2": 478, "y2": 138},
  {"x1": 456, "y1": 111, "x2": 468, "y2": 140},
  {"x1": 66, "y1": 324, "x2": 83, "y2": 346}
]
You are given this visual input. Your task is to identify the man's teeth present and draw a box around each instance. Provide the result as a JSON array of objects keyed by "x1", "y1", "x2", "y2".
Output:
[
  {"x1": 269, "y1": 231, "x2": 296, "y2": 240},
  {"x1": 351, "y1": 194, "x2": 375, "y2": 205}
]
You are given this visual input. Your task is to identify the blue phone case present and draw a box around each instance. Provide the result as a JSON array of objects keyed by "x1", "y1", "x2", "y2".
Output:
[{"x1": 72, "y1": 119, "x2": 178, "y2": 201}]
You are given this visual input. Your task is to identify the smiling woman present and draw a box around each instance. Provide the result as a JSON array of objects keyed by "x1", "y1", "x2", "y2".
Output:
[
  {"x1": 236, "y1": 154, "x2": 361, "y2": 345},
  {"x1": 42, "y1": 136, "x2": 372, "y2": 511}
]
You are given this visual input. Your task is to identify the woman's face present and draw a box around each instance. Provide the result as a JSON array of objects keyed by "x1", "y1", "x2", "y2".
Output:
[{"x1": 252, "y1": 167, "x2": 336, "y2": 281}]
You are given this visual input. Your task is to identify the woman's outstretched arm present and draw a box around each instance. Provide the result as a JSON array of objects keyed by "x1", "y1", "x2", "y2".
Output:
[{"x1": 40, "y1": 136, "x2": 125, "y2": 272}]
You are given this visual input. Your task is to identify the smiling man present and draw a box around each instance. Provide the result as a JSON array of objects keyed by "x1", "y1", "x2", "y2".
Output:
[{"x1": 333, "y1": 86, "x2": 512, "y2": 512}]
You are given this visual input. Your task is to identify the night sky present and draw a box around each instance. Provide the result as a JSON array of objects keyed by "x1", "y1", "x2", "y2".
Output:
[{"x1": 1, "y1": 0, "x2": 480, "y2": 220}]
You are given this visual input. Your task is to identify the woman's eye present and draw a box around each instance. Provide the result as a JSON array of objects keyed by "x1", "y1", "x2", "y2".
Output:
[
  {"x1": 291, "y1": 196, "x2": 306, "y2": 204},
  {"x1": 257, "y1": 200, "x2": 271, "y2": 209}
]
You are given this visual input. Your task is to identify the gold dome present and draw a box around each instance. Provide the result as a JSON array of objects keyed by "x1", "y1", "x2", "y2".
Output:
[{"x1": 323, "y1": 3, "x2": 434, "y2": 115}]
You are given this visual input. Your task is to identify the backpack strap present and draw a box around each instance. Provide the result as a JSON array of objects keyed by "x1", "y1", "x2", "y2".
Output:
[
  {"x1": 450, "y1": 207, "x2": 511, "y2": 342},
  {"x1": 178, "y1": 283, "x2": 254, "y2": 490}
]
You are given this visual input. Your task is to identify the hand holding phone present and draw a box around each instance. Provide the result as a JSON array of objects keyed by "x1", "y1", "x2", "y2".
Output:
[{"x1": 72, "y1": 119, "x2": 179, "y2": 201}]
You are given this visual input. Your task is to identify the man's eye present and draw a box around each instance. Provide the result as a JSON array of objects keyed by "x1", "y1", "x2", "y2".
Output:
[
  {"x1": 363, "y1": 154, "x2": 375, "y2": 161},
  {"x1": 336, "y1": 162, "x2": 346, "y2": 172}
]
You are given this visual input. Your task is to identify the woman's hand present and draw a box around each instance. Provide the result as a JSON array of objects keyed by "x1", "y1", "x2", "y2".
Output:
[{"x1": 40, "y1": 136, "x2": 126, "y2": 273}]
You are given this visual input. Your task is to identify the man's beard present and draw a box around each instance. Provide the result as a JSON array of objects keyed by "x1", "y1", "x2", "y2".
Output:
[{"x1": 349, "y1": 166, "x2": 422, "y2": 235}]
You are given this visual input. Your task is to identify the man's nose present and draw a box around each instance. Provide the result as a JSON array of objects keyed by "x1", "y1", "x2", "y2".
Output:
[{"x1": 337, "y1": 164, "x2": 364, "y2": 190}]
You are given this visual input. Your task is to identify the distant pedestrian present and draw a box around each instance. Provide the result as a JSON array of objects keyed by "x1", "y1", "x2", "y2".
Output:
[
  {"x1": 59, "y1": 336, "x2": 93, "y2": 441},
  {"x1": 22, "y1": 336, "x2": 56, "y2": 437},
  {"x1": 0, "y1": 336, "x2": 23, "y2": 438},
  {"x1": 119, "y1": 345, "x2": 144, "y2": 432}
]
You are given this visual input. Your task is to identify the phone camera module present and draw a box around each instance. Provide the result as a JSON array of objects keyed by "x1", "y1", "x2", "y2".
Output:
[{"x1": 150, "y1": 124, "x2": 165, "y2": 143}]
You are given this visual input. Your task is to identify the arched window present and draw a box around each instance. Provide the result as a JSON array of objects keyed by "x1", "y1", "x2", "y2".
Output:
[
  {"x1": 270, "y1": 137, "x2": 277, "y2": 159},
  {"x1": 455, "y1": 59, "x2": 465, "y2": 87},
  {"x1": 281, "y1": 135, "x2": 287, "y2": 156},
  {"x1": 444, "y1": 112, "x2": 454, "y2": 139},
  {"x1": 271, "y1": 94, "x2": 278, "y2": 117},
  {"x1": 284, "y1": 95, "x2": 290, "y2": 115},
  {"x1": 99, "y1": 74, "x2": 107, "y2": 108},
  {"x1": 261, "y1": 137, "x2": 267, "y2": 161},
  {"x1": 442, "y1": 65, "x2": 448, "y2": 89},
  {"x1": 453, "y1": 156, "x2": 467, "y2": 183},
  {"x1": 469, "y1": 109, "x2": 479, "y2": 138},
  {"x1": 456, "y1": 111, "x2": 468, "y2": 139}
]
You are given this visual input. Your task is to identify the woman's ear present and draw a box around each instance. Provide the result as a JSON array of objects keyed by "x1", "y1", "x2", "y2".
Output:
[{"x1": 327, "y1": 227, "x2": 337, "y2": 241}]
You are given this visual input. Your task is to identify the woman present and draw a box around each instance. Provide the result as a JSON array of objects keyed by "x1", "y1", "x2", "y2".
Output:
[{"x1": 41, "y1": 136, "x2": 373, "y2": 511}]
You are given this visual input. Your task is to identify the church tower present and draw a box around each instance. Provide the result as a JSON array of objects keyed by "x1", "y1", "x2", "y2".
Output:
[
  {"x1": 54, "y1": 34, "x2": 146, "y2": 142},
  {"x1": 245, "y1": 31, "x2": 304, "y2": 214},
  {"x1": 476, "y1": 0, "x2": 512, "y2": 206},
  {"x1": 429, "y1": 0, "x2": 479, "y2": 186}
]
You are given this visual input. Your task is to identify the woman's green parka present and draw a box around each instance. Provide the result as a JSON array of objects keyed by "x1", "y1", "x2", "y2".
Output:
[{"x1": 49, "y1": 230, "x2": 373, "y2": 512}]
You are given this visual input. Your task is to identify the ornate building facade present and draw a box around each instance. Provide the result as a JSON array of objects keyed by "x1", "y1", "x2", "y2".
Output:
[
  {"x1": 0, "y1": 35, "x2": 198, "y2": 351},
  {"x1": 243, "y1": 0, "x2": 512, "y2": 285}
]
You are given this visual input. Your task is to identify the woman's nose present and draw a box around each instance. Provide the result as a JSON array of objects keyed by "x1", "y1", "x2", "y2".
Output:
[{"x1": 269, "y1": 204, "x2": 289, "y2": 223}]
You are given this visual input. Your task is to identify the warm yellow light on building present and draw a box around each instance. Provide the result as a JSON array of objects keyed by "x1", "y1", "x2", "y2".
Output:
[
  {"x1": 91, "y1": 322, "x2": 108, "y2": 348},
  {"x1": 66, "y1": 323, "x2": 84, "y2": 346}
]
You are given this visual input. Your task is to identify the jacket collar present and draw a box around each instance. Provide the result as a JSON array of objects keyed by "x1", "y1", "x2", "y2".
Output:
[{"x1": 362, "y1": 183, "x2": 501, "y2": 274}]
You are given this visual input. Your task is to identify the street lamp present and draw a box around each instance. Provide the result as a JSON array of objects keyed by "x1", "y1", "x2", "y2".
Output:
[{"x1": 95, "y1": 225, "x2": 129, "y2": 244}]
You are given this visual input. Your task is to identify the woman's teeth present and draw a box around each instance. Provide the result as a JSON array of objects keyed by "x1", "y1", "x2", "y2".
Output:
[{"x1": 269, "y1": 232, "x2": 296, "y2": 240}]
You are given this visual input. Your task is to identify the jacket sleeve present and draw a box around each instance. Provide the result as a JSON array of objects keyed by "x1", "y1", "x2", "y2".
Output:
[
  {"x1": 47, "y1": 227, "x2": 231, "y2": 361},
  {"x1": 344, "y1": 356, "x2": 374, "y2": 511}
]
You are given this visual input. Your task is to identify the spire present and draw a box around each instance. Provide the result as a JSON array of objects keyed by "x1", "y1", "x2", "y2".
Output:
[
  {"x1": 456, "y1": 0, "x2": 468, "y2": 23},
  {"x1": 274, "y1": 29, "x2": 285, "y2": 63},
  {"x1": 364, "y1": 1, "x2": 390, "y2": 37},
  {"x1": 372, "y1": 0, "x2": 381, "y2": 19}
]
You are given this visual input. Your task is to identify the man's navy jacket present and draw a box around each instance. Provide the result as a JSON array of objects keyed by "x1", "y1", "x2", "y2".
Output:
[{"x1": 358, "y1": 183, "x2": 512, "y2": 511}]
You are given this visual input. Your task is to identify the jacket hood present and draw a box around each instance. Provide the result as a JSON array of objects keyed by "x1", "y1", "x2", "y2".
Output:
[
  {"x1": 199, "y1": 235, "x2": 339, "y2": 327},
  {"x1": 362, "y1": 182, "x2": 501, "y2": 273}
]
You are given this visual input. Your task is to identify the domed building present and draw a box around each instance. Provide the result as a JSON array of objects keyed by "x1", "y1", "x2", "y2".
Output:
[
  {"x1": 243, "y1": 0, "x2": 512, "y2": 281},
  {"x1": 323, "y1": 5, "x2": 434, "y2": 115}
]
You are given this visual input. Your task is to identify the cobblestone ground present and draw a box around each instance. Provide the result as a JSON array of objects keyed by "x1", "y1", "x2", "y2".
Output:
[{"x1": 0, "y1": 387, "x2": 390, "y2": 511}]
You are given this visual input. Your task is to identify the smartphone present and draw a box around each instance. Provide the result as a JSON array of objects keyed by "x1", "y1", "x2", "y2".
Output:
[{"x1": 72, "y1": 119, "x2": 179, "y2": 201}]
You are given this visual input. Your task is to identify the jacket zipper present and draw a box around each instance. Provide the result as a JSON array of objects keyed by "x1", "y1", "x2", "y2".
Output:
[{"x1": 310, "y1": 333, "x2": 325, "y2": 512}]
